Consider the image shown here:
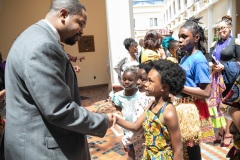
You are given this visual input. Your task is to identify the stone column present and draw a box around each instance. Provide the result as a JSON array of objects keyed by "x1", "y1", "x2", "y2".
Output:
[
  {"x1": 105, "y1": 0, "x2": 134, "y2": 85},
  {"x1": 207, "y1": 6, "x2": 213, "y2": 53}
]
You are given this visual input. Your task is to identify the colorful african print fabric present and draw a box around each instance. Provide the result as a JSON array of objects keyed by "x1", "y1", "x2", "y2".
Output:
[
  {"x1": 142, "y1": 102, "x2": 173, "y2": 160},
  {"x1": 208, "y1": 72, "x2": 226, "y2": 128}
]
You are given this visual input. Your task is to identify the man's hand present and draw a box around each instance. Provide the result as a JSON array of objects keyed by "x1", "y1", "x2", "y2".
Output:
[
  {"x1": 107, "y1": 113, "x2": 114, "y2": 128},
  {"x1": 0, "y1": 89, "x2": 6, "y2": 103},
  {"x1": 73, "y1": 65, "x2": 81, "y2": 73}
]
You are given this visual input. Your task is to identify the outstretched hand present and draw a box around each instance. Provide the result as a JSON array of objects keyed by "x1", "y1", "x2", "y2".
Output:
[
  {"x1": 113, "y1": 115, "x2": 117, "y2": 126},
  {"x1": 73, "y1": 65, "x2": 81, "y2": 73},
  {"x1": 0, "y1": 89, "x2": 6, "y2": 103},
  {"x1": 122, "y1": 143, "x2": 129, "y2": 152},
  {"x1": 107, "y1": 113, "x2": 114, "y2": 128}
]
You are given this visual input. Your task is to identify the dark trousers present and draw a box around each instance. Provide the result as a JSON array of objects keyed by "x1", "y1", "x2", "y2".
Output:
[
  {"x1": 187, "y1": 145, "x2": 201, "y2": 160},
  {"x1": 0, "y1": 133, "x2": 4, "y2": 160}
]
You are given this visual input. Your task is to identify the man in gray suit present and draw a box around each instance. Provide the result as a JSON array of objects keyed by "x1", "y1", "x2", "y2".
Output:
[{"x1": 5, "y1": 0, "x2": 113, "y2": 159}]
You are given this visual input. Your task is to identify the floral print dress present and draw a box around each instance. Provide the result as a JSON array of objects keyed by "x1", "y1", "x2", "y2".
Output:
[{"x1": 142, "y1": 102, "x2": 173, "y2": 160}]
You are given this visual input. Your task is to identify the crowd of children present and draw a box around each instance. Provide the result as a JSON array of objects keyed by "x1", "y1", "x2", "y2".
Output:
[{"x1": 110, "y1": 15, "x2": 240, "y2": 160}]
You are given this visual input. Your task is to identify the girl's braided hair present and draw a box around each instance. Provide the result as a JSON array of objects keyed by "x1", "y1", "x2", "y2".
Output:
[
  {"x1": 122, "y1": 66, "x2": 138, "y2": 78},
  {"x1": 181, "y1": 16, "x2": 207, "y2": 55}
]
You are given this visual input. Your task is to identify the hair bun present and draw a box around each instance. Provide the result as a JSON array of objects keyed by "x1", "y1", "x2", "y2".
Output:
[{"x1": 222, "y1": 15, "x2": 232, "y2": 22}]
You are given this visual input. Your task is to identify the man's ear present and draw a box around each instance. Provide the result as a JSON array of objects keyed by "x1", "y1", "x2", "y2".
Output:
[
  {"x1": 59, "y1": 8, "x2": 68, "y2": 22},
  {"x1": 194, "y1": 34, "x2": 200, "y2": 43}
]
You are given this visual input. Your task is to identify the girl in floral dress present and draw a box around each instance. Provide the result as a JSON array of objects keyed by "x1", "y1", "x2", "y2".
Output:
[
  {"x1": 111, "y1": 67, "x2": 141, "y2": 160},
  {"x1": 114, "y1": 59, "x2": 186, "y2": 159},
  {"x1": 130, "y1": 61, "x2": 155, "y2": 160}
]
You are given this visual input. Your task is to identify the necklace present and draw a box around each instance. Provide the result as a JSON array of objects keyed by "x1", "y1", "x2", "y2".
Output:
[{"x1": 213, "y1": 36, "x2": 232, "y2": 60}]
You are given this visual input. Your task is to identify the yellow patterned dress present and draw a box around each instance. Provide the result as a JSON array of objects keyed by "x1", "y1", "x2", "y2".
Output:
[{"x1": 142, "y1": 102, "x2": 173, "y2": 160}]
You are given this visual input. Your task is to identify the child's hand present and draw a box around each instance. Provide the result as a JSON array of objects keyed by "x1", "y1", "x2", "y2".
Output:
[
  {"x1": 108, "y1": 97, "x2": 112, "y2": 103},
  {"x1": 122, "y1": 144, "x2": 129, "y2": 152},
  {"x1": 79, "y1": 56, "x2": 85, "y2": 62},
  {"x1": 107, "y1": 113, "x2": 114, "y2": 128},
  {"x1": 212, "y1": 63, "x2": 224, "y2": 72},
  {"x1": 115, "y1": 106, "x2": 122, "y2": 112},
  {"x1": 145, "y1": 100, "x2": 155, "y2": 110},
  {"x1": 111, "y1": 102, "x2": 122, "y2": 112},
  {"x1": 113, "y1": 115, "x2": 117, "y2": 126}
]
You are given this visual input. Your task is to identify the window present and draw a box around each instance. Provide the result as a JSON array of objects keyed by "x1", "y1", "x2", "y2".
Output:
[
  {"x1": 150, "y1": 18, "x2": 153, "y2": 27},
  {"x1": 169, "y1": 6, "x2": 171, "y2": 18},
  {"x1": 166, "y1": 11, "x2": 168, "y2": 21},
  {"x1": 178, "y1": 0, "x2": 181, "y2": 10},
  {"x1": 154, "y1": 18, "x2": 158, "y2": 26},
  {"x1": 173, "y1": 2, "x2": 176, "y2": 15},
  {"x1": 150, "y1": 18, "x2": 158, "y2": 27},
  {"x1": 164, "y1": 14, "x2": 166, "y2": 23}
]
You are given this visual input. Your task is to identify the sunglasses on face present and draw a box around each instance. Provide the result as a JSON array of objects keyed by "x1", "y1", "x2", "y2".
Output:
[{"x1": 217, "y1": 26, "x2": 229, "y2": 32}]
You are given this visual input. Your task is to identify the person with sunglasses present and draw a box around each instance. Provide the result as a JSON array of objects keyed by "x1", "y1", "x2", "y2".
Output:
[{"x1": 209, "y1": 15, "x2": 240, "y2": 148}]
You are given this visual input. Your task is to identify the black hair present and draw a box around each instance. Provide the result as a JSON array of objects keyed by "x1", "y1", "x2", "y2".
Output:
[
  {"x1": 50, "y1": 0, "x2": 86, "y2": 15},
  {"x1": 152, "y1": 59, "x2": 186, "y2": 95},
  {"x1": 168, "y1": 40, "x2": 178, "y2": 50},
  {"x1": 123, "y1": 38, "x2": 137, "y2": 51},
  {"x1": 181, "y1": 16, "x2": 207, "y2": 55},
  {"x1": 138, "y1": 60, "x2": 153, "y2": 74},
  {"x1": 143, "y1": 30, "x2": 162, "y2": 51},
  {"x1": 122, "y1": 67, "x2": 138, "y2": 79},
  {"x1": 176, "y1": 50, "x2": 186, "y2": 63}
]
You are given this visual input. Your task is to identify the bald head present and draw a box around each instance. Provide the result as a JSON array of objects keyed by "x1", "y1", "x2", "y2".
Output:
[
  {"x1": 45, "y1": 0, "x2": 87, "y2": 45},
  {"x1": 49, "y1": 0, "x2": 86, "y2": 15}
]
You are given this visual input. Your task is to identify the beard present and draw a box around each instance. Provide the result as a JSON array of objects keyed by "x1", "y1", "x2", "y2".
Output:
[{"x1": 65, "y1": 37, "x2": 77, "y2": 46}]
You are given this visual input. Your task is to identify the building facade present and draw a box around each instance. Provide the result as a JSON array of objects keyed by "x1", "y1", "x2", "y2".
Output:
[
  {"x1": 133, "y1": 0, "x2": 165, "y2": 42},
  {"x1": 1, "y1": 0, "x2": 239, "y2": 87},
  {"x1": 163, "y1": 0, "x2": 240, "y2": 52}
]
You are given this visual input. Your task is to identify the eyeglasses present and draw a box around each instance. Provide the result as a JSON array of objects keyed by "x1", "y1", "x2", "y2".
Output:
[{"x1": 217, "y1": 26, "x2": 228, "y2": 32}]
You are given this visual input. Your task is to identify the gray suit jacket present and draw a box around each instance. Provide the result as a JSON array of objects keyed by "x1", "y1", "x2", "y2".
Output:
[{"x1": 5, "y1": 20, "x2": 109, "y2": 160}]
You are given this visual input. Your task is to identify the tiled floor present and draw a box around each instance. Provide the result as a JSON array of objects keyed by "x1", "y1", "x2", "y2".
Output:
[{"x1": 80, "y1": 85, "x2": 233, "y2": 160}]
